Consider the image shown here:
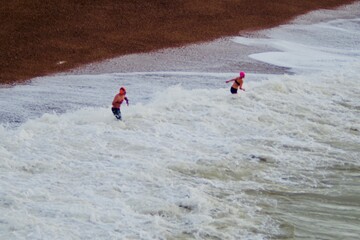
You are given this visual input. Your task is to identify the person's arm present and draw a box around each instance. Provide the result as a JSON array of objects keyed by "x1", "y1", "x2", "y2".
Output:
[
  {"x1": 239, "y1": 79, "x2": 245, "y2": 91},
  {"x1": 225, "y1": 78, "x2": 235, "y2": 83},
  {"x1": 112, "y1": 95, "x2": 119, "y2": 106},
  {"x1": 125, "y1": 97, "x2": 129, "y2": 106}
]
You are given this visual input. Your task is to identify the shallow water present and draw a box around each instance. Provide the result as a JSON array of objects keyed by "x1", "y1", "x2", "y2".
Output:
[{"x1": 1, "y1": 3, "x2": 360, "y2": 239}]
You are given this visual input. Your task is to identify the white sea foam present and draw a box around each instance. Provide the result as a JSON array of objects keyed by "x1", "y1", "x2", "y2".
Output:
[{"x1": 1, "y1": 2, "x2": 360, "y2": 239}]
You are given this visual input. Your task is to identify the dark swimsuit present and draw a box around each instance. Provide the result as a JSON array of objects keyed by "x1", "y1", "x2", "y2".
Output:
[
  {"x1": 230, "y1": 80, "x2": 241, "y2": 94},
  {"x1": 112, "y1": 107, "x2": 122, "y2": 120}
]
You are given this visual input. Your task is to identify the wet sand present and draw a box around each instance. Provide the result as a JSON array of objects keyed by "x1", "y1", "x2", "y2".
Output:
[
  {"x1": 64, "y1": 36, "x2": 291, "y2": 76},
  {"x1": 1, "y1": 0, "x2": 356, "y2": 84}
]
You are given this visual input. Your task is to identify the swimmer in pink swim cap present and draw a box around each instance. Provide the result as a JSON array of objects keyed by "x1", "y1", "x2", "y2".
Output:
[{"x1": 225, "y1": 71, "x2": 245, "y2": 94}]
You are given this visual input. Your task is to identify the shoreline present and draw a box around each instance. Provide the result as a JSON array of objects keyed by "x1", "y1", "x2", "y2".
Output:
[
  {"x1": 1, "y1": 0, "x2": 357, "y2": 84},
  {"x1": 63, "y1": 36, "x2": 291, "y2": 77}
]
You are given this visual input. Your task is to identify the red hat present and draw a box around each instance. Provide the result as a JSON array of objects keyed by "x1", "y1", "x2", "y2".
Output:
[{"x1": 119, "y1": 87, "x2": 126, "y2": 94}]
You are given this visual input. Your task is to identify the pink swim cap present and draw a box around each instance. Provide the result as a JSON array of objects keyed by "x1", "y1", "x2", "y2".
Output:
[{"x1": 240, "y1": 71, "x2": 245, "y2": 78}]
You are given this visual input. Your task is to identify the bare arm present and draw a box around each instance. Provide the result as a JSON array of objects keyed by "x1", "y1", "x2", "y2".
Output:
[
  {"x1": 225, "y1": 78, "x2": 236, "y2": 83},
  {"x1": 239, "y1": 79, "x2": 245, "y2": 91},
  {"x1": 112, "y1": 95, "x2": 120, "y2": 106}
]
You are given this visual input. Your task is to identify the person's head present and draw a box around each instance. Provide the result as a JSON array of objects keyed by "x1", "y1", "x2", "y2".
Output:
[
  {"x1": 119, "y1": 87, "x2": 126, "y2": 95},
  {"x1": 239, "y1": 71, "x2": 245, "y2": 79}
]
